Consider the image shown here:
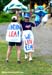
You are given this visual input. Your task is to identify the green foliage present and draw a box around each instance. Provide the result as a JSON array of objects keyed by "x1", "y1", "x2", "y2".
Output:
[
  {"x1": 3, "y1": 0, "x2": 11, "y2": 6},
  {"x1": 18, "y1": 0, "x2": 30, "y2": 6},
  {"x1": 0, "y1": 12, "x2": 14, "y2": 23},
  {"x1": 0, "y1": 2, "x2": 4, "y2": 11},
  {"x1": 22, "y1": 0, "x2": 30, "y2": 6},
  {"x1": 0, "y1": 0, "x2": 11, "y2": 12}
]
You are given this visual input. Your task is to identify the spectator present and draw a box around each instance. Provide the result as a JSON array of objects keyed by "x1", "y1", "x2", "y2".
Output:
[
  {"x1": 6, "y1": 16, "x2": 22, "y2": 64},
  {"x1": 16, "y1": 12, "x2": 36, "y2": 62}
]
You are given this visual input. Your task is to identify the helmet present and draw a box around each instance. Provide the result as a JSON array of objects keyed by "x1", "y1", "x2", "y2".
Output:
[{"x1": 24, "y1": 13, "x2": 30, "y2": 18}]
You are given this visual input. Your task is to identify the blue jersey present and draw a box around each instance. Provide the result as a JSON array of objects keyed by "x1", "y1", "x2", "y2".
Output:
[{"x1": 20, "y1": 20, "x2": 35, "y2": 30}]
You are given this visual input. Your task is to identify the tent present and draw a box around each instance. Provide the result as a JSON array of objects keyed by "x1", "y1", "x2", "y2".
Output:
[
  {"x1": 3, "y1": 0, "x2": 28, "y2": 13},
  {"x1": 9, "y1": 4, "x2": 28, "y2": 11}
]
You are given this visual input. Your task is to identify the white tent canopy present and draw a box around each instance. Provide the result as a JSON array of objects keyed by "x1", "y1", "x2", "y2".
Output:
[{"x1": 3, "y1": 0, "x2": 28, "y2": 13}]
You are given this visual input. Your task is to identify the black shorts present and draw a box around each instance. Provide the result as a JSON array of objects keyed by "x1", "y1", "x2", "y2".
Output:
[{"x1": 8, "y1": 42, "x2": 22, "y2": 46}]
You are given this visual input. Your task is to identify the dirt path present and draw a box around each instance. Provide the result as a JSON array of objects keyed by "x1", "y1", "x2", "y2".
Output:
[
  {"x1": 0, "y1": 23, "x2": 8, "y2": 40},
  {"x1": 33, "y1": 18, "x2": 52, "y2": 56}
]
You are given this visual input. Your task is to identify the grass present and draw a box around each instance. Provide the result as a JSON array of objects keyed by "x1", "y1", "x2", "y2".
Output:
[{"x1": 0, "y1": 41, "x2": 52, "y2": 75}]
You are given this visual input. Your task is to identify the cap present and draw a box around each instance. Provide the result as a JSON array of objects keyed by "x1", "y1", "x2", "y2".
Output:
[
  {"x1": 24, "y1": 13, "x2": 30, "y2": 18},
  {"x1": 11, "y1": 16, "x2": 17, "y2": 20}
]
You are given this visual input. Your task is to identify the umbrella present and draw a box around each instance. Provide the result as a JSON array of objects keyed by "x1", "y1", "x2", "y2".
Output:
[
  {"x1": 3, "y1": 0, "x2": 26, "y2": 13},
  {"x1": 9, "y1": 5, "x2": 22, "y2": 10},
  {"x1": 9, "y1": 4, "x2": 28, "y2": 10},
  {"x1": 22, "y1": 5, "x2": 28, "y2": 10}
]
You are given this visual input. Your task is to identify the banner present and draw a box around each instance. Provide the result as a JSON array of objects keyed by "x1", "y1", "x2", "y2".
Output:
[
  {"x1": 22, "y1": 30, "x2": 34, "y2": 53},
  {"x1": 6, "y1": 22, "x2": 22, "y2": 42}
]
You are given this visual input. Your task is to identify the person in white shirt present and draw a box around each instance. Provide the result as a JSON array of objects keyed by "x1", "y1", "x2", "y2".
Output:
[{"x1": 6, "y1": 16, "x2": 22, "y2": 64}]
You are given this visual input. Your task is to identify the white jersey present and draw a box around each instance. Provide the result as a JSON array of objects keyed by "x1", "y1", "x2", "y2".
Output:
[{"x1": 6, "y1": 22, "x2": 22, "y2": 42}]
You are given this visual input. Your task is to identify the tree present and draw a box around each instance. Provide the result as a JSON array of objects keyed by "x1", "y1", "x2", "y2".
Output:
[
  {"x1": 0, "y1": 2, "x2": 4, "y2": 11},
  {"x1": 19, "y1": 0, "x2": 30, "y2": 6},
  {"x1": 0, "y1": 0, "x2": 11, "y2": 12},
  {"x1": 3, "y1": 0, "x2": 11, "y2": 6}
]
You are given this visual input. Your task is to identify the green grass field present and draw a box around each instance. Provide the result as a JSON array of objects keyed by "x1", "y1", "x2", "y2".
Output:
[{"x1": 0, "y1": 41, "x2": 52, "y2": 75}]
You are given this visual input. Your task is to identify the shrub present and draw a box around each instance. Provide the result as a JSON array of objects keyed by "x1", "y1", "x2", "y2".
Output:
[{"x1": 0, "y1": 12, "x2": 14, "y2": 23}]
